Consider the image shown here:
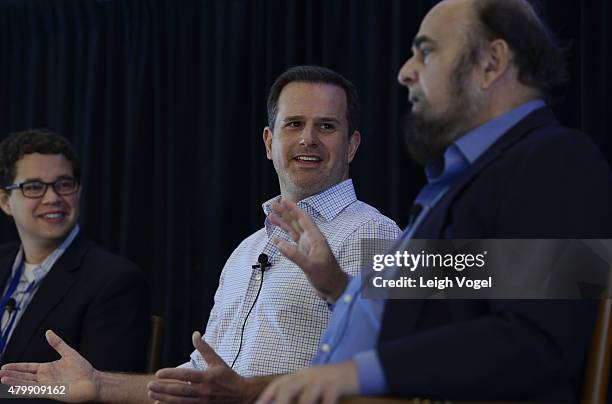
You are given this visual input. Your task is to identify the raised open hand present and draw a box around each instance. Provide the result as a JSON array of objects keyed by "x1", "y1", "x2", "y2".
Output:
[
  {"x1": 0, "y1": 330, "x2": 98, "y2": 402},
  {"x1": 269, "y1": 199, "x2": 347, "y2": 303}
]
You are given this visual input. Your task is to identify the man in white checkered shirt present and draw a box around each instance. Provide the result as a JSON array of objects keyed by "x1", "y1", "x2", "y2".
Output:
[
  {"x1": 182, "y1": 66, "x2": 400, "y2": 376},
  {"x1": 185, "y1": 177, "x2": 398, "y2": 376},
  {"x1": 0, "y1": 66, "x2": 399, "y2": 403}
]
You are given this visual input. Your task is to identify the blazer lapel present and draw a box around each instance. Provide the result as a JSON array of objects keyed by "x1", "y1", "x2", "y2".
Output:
[
  {"x1": 0, "y1": 246, "x2": 18, "y2": 293},
  {"x1": 414, "y1": 107, "x2": 558, "y2": 239},
  {"x1": 380, "y1": 107, "x2": 559, "y2": 341},
  {"x1": 3, "y1": 233, "x2": 89, "y2": 361}
]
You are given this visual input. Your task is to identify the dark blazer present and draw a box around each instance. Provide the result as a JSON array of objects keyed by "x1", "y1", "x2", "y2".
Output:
[
  {"x1": 0, "y1": 232, "x2": 150, "y2": 372},
  {"x1": 377, "y1": 107, "x2": 612, "y2": 402}
]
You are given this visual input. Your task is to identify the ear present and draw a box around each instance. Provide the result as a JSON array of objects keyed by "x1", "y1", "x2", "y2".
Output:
[
  {"x1": 347, "y1": 131, "x2": 361, "y2": 163},
  {"x1": 76, "y1": 183, "x2": 83, "y2": 200},
  {"x1": 263, "y1": 127, "x2": 273, "y2": 160},
  {"x1": 0, "y1": 191, "x2": 12, "y2": 216},
  {"x1": 480, "y1": 39, "x2": 511, "y2": 89}
]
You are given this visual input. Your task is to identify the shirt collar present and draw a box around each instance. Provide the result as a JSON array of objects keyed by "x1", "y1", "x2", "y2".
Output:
[
  {"x1": 425, "y1": 99, "x2": 545, "y2": 183},
  {"x1": 262, "y1": 179, "x2": 357, "y2": 223},
  {"x1": 12, "y1": 224, "x2": 81, "y2": 282}
]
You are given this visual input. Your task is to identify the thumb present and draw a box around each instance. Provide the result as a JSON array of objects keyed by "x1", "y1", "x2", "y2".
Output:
[
  {"x1": 45, "y1": 330, "x2": 78, "y2": 358},
  {"x1": 192, "y1": 331, "x2": 225, "y2": 367}
]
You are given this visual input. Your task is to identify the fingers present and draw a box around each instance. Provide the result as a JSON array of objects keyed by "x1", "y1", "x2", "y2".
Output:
[
  {"x1": 0, "y1": 362, "x2": 40, "y2": 373},
  {"x1": 147, "y1": 376, "x2": 208, "y2": 404},
  {"x1": 45, "y1": 330, "x2": 79, "y2": 359},
  {"x1": 0, "y1": 364, "x2": 41, "y2": 387},
  {"x1": 0, "y1": 377, "x2": 34, "y2": 385},
  {"x1": 0, "y1": 376, "x2": 37, "y2": 385},
  {"x1": 271, "y1": 201, "x2": 328, "y2": 248},
  {"x1": 155, "y1": 367, "x2": 203, "y2": 384},
  {"x1": 298, "y1": 383, "x2": 323, "y2": 404},
  {"x1": 0, "y1": 369, "x2": 38, "y2": 383},
  {"x1": 321, "y1": 386, "x2": 341, "y2": 404},
  {"x1": 269, "y1": 211, "x2": 301, "y2": 242},
  {"x1": 296, "y1": 213, "x2": 325, "y2": 243},
  {"x1": 255, "y1": 379, "x2": 277, "y2": 404},
  {"x1": 270, "y1": 201, "x2": 305, "y2": 241},
  {"x1": 256, "y1": 375, "x2": 304, "y2": 404},
  {"x1": 148, "y1": 379, "x2": 195, "y2": 398},
  {"x1": 191, "y1": 332, "x2": 226, "y2": 367},
  {"x1": 272, "y1": 237, "x2": 311, "y2": 271},
  {"x1": 148, "y1": 389, "x2": 201, "y2": 404},
  {"x1": 0, "y1": 367, "x2": 40, "y2": 391},
  {"x1": 281, "y1": 201, "x2": 317, "y2": 231},
  {"x1": 272, "y1": 377, "x2": 304, "y2": 404}
]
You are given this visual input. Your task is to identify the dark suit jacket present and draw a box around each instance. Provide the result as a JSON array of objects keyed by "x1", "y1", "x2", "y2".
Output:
[
  {"x1": 377, "y1": 107, "x2": 612, "y2": 402},
  {"x1": 0, "y1": 232, "x2": 150, "y2": 373}
]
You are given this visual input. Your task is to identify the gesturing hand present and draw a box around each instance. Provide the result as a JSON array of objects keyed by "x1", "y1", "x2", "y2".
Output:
[
  {"x1": 269, "y1": 200, "x2": 348, "y2": 303},
  {"x1": 148, "y1": 331, "x2": 258, "y2": 403},
  {"x1": 255, "y1": 361, "x2": 359, "y2": 404},
  {"x1": 0, "y1": 330, "x2": 98, "y2": 403}
]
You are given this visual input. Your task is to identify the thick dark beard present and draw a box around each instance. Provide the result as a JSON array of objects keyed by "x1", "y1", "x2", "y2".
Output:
[
  {"x1": 403, "y1": 104, "x2": 466, "y2": 166},
  {"x1": 403, "y1": 55, "x2": 483, "y2": 166}
]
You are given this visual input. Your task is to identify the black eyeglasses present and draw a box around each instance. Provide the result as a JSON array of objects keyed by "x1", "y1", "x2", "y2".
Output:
[{"x1": 4, "y1": 178, "x2": 80, "y2": 199}]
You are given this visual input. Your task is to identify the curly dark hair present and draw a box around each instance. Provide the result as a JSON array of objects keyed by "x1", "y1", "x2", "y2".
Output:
[
  {"x1": 266, "y1": 65, "x2": 360, "y2": 136},
  {"x1": 0, "y1": 129, "x2": 81, "y2": 188},
  {"x1": 468, "y1": 0, "x2": 568, "y2": 100}
]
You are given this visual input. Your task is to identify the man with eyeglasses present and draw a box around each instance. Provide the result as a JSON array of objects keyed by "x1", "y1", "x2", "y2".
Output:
[{"x1": 0, "y1": 129, "x2": 150, "y2": 373}]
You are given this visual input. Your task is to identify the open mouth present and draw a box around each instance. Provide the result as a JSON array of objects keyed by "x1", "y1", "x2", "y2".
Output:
[
  {"x1": 39, "y1": 212, "x2": 68, "y2": 221},
  {"x1": 293, "y1": 155, "x2": 322, "y2": 163}
]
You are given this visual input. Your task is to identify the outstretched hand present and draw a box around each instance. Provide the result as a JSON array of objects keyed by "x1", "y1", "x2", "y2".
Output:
[
  {"x1": 0, "y1": 330, "x2": 98, "y2": 402},
  {"x1": 255, "y1": 361, "x2": 359, "y2": 404},
  {"x1": 148, "y1": 331, "x2": 259, "y2": 403},
  {"x1": 269, "y1": 199, "x2": 347, "y2": 303}
]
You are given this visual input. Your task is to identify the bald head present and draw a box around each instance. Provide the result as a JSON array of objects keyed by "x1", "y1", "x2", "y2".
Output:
[{"x1": 421, "y1": 0, "x2": 476, "y2": 34}]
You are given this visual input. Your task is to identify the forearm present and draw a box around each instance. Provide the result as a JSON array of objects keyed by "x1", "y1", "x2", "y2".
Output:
[{"x1": 96, "y1": 371, "x2": 155, "y2": 403}]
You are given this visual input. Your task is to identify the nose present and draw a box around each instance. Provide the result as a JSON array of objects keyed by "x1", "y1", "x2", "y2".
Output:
[
  {"x1": 299, "y1": 123, "x2": 319, "y2": 147},
  {"x1": 398, "y1": 55, "x2": 418, "y2": 87},
  {"x1": 41, "y1": 184, "x2": 62, "y2": 204}
]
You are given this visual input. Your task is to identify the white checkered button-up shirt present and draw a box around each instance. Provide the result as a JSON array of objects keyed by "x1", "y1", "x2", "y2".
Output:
[{"x1": 182, "y1": 179, "x2": 400, "y2": 376}]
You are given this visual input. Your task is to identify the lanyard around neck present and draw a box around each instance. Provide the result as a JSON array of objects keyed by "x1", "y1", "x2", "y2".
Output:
[
  {"x1": 0, "y1": 259, "x2": 25, "y2": 314},
  {"x1": 0, "y1": 258, "x2": 29, "y2": 355}
]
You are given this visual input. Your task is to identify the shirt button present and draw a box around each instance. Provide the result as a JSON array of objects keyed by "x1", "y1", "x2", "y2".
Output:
[
  {"x1": 343, "y1": 294, "x2": 352, "y2": 303},
  {"x1": 321, "y1": 343, "x2": 330, "y2": 353},
  {"x1": 255, "y1": 274, "x2": 262, "y2": 281}
]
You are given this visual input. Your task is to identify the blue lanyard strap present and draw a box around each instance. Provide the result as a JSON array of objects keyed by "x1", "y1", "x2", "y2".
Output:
[
  {"x1": 0, "y1": 260, "x2": 25, "y2": 314},
  {"x1": 0, "y1": 260, "x2": 28, "y2": 355},
  {"x1": 0, "y1": 280, "x2": 38, "y2": 355},
  {"x1": 0, "y1": 306, "x2": 20, "y2": 354}
]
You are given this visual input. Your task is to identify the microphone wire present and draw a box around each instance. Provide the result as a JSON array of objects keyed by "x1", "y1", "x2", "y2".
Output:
[{"x1": 230, "y1": 264, "x2": 267, "y2": 369}]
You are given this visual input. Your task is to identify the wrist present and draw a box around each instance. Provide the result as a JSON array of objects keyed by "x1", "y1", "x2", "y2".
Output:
[
  {"x1": 93, "y1": 369, "x2": 104, "y2": 401},
  {"x1": 242, "y1": 378, "x2": 259, "y2": 403},
  {"x1": 326, "y1": 272, "x2": 348, "y2": 304}
]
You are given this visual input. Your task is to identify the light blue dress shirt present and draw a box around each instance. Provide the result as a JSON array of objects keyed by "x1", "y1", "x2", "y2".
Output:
[{"x1": 311, "y1": 100, "x2": 546, "y2": 394}]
